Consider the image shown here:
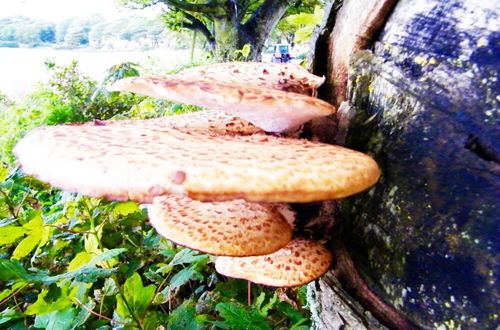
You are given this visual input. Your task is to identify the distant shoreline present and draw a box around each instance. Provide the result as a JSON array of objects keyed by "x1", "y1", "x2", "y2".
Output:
[{"x1": 0, "y1": 48, "x2": 190, "y2": 99}]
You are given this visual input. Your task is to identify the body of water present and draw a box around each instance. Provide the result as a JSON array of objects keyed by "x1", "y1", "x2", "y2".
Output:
[{"x1": 0, "y1": 47, "x2": 190, "y2": 98}]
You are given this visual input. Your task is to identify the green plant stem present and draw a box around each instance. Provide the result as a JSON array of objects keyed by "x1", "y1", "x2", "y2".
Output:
[
  {"x1": 0, "y1": 188, "x2": 17, "y2": 218},
  {"x1": 85, "y1": 199, "x2": 145, "y2": 330},
  {"x1": 73, "y1": 297, "x2": 135, "y2": 327}
]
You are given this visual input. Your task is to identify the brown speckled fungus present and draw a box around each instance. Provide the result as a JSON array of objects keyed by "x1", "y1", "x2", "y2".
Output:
[
  {"x1": 107, "y1": 74, "x2": 334, "y2": 133},
  {"x1": 178, "y1": 61, "x2": 325, "y2": 95},
  {"x1": 215, "y1": 238, "x2": 333, "y2": 287},
  {"x1": 148, "y1": 195, "x2": 292, "y2": 256},
  {"x1": 14, "y1": 122, "x2": 380, "y2": 204}
]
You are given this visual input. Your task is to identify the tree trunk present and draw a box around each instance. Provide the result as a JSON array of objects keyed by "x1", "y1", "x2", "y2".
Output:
[
  {"x1": 213, "y1": 17, "x2": 241, "y2": 61},
  {"x1": 307, "y1": 0, "x2": 500, "y2": 329}
]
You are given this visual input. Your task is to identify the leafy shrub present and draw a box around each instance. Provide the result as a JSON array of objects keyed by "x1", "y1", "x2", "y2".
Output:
[
  {"x1": 0, "y1": 58, "x2": 312, "y2": 329},
  {"x1": 0, "y1": 169, "x2": 311, "y2": 329},
  {"x1": 0, "y1": 61, "x2": 144, "y2": 165}
]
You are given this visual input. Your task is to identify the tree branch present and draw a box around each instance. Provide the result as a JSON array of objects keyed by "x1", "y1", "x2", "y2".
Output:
[
  {"x1": 181, "y1": 12, "x2": 216, "y2": 49},
  {"x1": 243, "y1": 0, "x2": 295, "y2": 43}
]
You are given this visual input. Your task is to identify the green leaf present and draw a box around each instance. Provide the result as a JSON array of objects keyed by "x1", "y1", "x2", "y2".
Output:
[
  {"x1": 25, "y1": 289, "x2": 72, "y2": 315},
  {"x1": 86, "y1": 248, "x2": 126, "y2": 267},
  {"x1": 0, "y1": 307, "x2": 23, "y2": 326},
  {"x1": 169, "y1": 249, "x2": 209, "y2": 267},
  {"x1": 0, "y1": 226, "x2": 28, "y2": 245},
  {"x1": 168, "y1": 301, "x2": 205, "y2": 330},
  {"x1": 102, "y1": 277, "x2": 118, "y2": 296},
  {"x1": 119, "y1": 273, "x2": 156, "y2": 319},
  {"x1": 169, "y1": 266, "x2": 197, "y2": 289},
  {"x1": 34, "y1": 308, "x2": 77, "y2": 330},
  {"x1": 12, "y1": 233, "x2": 41, "y2": 259},
  {"x1": 287, "y1": 12, "x2": 318, "y2": 25},
  {"x1": 0, "y1": 249, "x2": 126, "y2": 285},
  {"x1": 276, "y1": 302, "x2": 309, "y2": 326},
  {"x1": 254, "y1": 292, "x2": 266, "y2": 311},
  {"x1": 215, "y1": 302, "x2": 271, "y2": 330},
  {"x1": 0, "y1": 259, "x2": 32, "y2": 282},
  {"x1": 23, "y1": 213, "x2": 43, "y2": 231},
  {"x1": 112, "y1": 201, "x2": 141, "y2": 217},
  {"x1": 72, "y1": 301, "x2": 96, "y2": 329},
  {"x1": 67, "y1": 251, "x2": 94, "y2": 272},
  {"x1": 258, "y1": 292, "x2": 278, "y2": 317}
]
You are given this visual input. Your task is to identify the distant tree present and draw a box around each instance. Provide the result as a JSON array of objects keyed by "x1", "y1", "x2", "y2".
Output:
[
  {"x1": 119, "y1": 0, "x2": 299, "y2": 61},
  {"x1": 0, "y1": 25, "x2": 16, "y2": 41},
  {"x1": 38, "y1": 23, "x2": 56, "y2": 43},
  {"x1": 56, "y1": 17, "x2": 77, "y2": 43},
  {"x1": 64, "y1": 27, "x2": 89, "y2": 47},
  {"x1": 89, "y1": 22, "x2": 108, "y2": 46}
]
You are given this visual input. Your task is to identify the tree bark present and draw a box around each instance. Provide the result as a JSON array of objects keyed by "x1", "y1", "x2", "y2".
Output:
[{"x1": 308, "y1": 0, "x2": 500, "y2": 329}]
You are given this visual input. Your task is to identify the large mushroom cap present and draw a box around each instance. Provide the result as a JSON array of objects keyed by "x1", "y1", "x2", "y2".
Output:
[
  {"x1": 107, "y1": 75, "x2": 334, "y2": 133},
  {"x1": 148, "y1": 195, "x2": 292, "y2": 256},
  {"x1": 14, "y1": 121, "x2": 380, "y2": 204},
  {"x1": 179, "y1": 61, "x2": 325, "y2": 95},
  {"x1": 215, "y1": 238, "x2": 332, "y2": 287}
]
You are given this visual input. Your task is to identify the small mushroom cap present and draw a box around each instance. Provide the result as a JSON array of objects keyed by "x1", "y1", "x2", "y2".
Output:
[
  {"x1": 215, "y1": 238, "x2": 332, "y2": 287},
  {"x1": 14, "y1": 122, "x2": 380, "y2": 203},
  {"x1": 89, "y1": 109, "x2": 263, "y2": 135},
  {"x1": 179, "y1": 61, "x2": 325, "y2": 95},
  {"x1": 107, "y1": 75, "x2": 335, "y2": 133},
  {"x1": 148, "y1": 195, "x2": 292, "y2": 256}
]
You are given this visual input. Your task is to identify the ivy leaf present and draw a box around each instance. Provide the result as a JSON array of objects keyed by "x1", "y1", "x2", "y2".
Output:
[
  {"x1": 118, "y1": 273, "x2": 156, "y2": 320},
  {"x1": 33, "y1": 307, "x2": 77, "y2": 330},
  {"x1": 25, "y1": 289, "x2": 72, "y2": 315},
  {"x1": 168, "y1": 301, "x2": 205, "y2": 330},
  {"x1": 169, "y1": 249, "x2": 209, "y2": 267},
  {"x1": 67, "y1": 251, "x2": 94, "y2": 272},
  {"x1": 169, "y1": 266, "x2": 198, "y2": 289},
  {"x1": 215, "y1": 302, "x2": 271, "y2": 330}
]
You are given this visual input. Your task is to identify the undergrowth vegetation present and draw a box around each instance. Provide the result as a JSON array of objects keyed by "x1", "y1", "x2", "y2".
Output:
[{"x1": 0, "y1": 61, "x2": 311, "y2": 329}]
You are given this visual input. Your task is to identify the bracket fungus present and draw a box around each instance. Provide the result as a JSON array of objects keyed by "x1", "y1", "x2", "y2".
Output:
[
  {"x1": 14, "y1": 61, "x2": 381, "y2": 288},
  {"x1": 178, "y1": 61, "x2": 325, "y2": 95},
  {"x1": 148, "y1": 195, "x2": 293, "y2": 256},
  {"x1": 107, "y1": 62, "x2": 335, "y2": 133},
  {"x1": 14, "y1": 122, "x2": 380, "y2": 204},
  {"x1": 215, "y1": 238, "x2": 332, "y2": 287}
]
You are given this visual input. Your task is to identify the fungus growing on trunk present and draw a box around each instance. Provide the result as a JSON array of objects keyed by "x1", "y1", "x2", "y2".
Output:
[
  {"x1": 98, "y1": 109, "x2": 263, "y2": 136},
  {"x1": 107, "y1": 71, "x2": 334, "y2": 133},
  {"x1": 215, "y1": 238, "x2": 332, "y2": 287},
  {"x1": 14, "y1": 121, "x2": 380, "y2": 204},
  {"x1": 148, "y1": 195, "x2": 292, "y2": 256},
  {"x1": 178, "y1": 61, "x2": 325, "y2": 95},
  {"x1": 14, "y1": 61, "x2": 381, "y2": 290}
]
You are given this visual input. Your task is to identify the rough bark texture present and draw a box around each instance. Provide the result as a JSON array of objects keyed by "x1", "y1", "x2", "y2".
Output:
[
  {"x1": 326, "y1": 0, "x2": 397, "y2": 107},
  {"x1": 309, "y1": 0, "x2": 499, "y2": 329}
]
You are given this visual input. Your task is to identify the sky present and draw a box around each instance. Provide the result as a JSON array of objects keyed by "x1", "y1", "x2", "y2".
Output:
[{"x1": 0, "y1": 0, "x2": 160, "y2": 21}]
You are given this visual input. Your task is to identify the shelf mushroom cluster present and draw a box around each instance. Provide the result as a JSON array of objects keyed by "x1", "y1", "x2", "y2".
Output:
[{"x1": 14, "y1": 62, "x2": 381, "y2": 287}]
